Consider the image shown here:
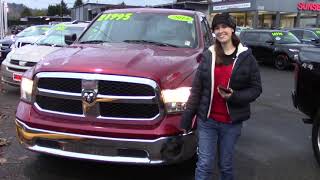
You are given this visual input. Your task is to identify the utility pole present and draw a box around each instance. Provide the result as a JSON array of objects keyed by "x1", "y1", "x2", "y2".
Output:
[{"x1": 0, "y1": 0, "x2": 8, "y2": 39}]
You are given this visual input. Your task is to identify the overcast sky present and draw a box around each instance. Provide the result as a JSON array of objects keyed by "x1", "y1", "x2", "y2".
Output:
[{"x1": 6, "y1": 0, "x2": 175, "y2": 9}]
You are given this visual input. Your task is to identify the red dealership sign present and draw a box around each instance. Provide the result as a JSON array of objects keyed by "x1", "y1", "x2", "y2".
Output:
[{"x1": 297, "y1": 2, "x2": 320, "y2": 11}]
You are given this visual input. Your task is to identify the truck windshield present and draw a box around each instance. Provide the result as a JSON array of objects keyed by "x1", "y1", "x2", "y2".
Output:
[
  {"x1": 272, "y1": 32, "x2": 301, "y2": 44},
  {"x1": 79, "y1": 12, "x2": 197, "y2": 48},
  {"x1": 36, "y1": 25, "x2": 85, "y2": 47}
]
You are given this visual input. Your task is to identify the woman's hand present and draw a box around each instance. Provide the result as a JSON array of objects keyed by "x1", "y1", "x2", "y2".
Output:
[{"x1": 217, "y1": 87, "x2": 233, "y2": 99}]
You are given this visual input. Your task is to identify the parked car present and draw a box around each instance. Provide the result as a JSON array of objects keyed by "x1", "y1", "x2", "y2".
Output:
[
  {"x1": 284, "y1": 28, "x2": 320, "y2": 45},
  {"x1": 1, "y1": 22, "x2": 88, "y2": 87},
  {"x1": 240, "y1": 29, "x2": 314, "y2": 70},
  {"x1": 235, "y1": 26, "x2": 250, "y2": 37},
  {"x1": 15, "y1": 8, "x2": 214, "y2": 164},
  {"x1": 0, "y1": 25, "x2": 51, "y2": 62},
  {"x1": 10, "y1": 25, "x2": 27, "y2": 35},
  {"x1": 304, "y1": 28, "x2": 320, "y2": 38},
  {"x1": 292, "y1": 47, "x2": 320, "y2": 166}
]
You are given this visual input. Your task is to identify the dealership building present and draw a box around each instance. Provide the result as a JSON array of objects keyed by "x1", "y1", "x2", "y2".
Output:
[
  {"x1": 209, "y1": 0, "x2": 320, "y2": 28},
  {"x1": 71, "y1": 0, "x2": 320, "y2": 29}
]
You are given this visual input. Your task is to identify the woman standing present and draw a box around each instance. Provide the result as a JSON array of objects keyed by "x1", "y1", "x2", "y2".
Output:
[{"x1": 181, "y1": 13, "x2": 262, "y2": 180}]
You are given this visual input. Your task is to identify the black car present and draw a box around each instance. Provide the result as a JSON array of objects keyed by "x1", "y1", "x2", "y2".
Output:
[
  {"x1": 284, "y1": 28, "x2": 320, "y2": 45},
  {"x1": 292, "y1": 47, "x2": 320, "y2": 165},
  {"x1": 240, "y1": 29, "x2": 314, "y2": 70}
]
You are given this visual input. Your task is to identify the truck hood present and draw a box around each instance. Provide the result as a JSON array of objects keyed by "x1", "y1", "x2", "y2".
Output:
[
  {"x1": 11, "y1": 44, "x2": 61, "y2": 62},
  {"x1": 34, "y1": 43, "x2": 201, "y2": 89}
]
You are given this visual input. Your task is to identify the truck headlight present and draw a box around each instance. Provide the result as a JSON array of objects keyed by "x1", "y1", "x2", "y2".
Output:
[
  {"x1": 21, "y1": 77, "x2": 34, "y2": 103},
  {"x1": 162, "y1": 87, "x2": 191, "y2": 114}
]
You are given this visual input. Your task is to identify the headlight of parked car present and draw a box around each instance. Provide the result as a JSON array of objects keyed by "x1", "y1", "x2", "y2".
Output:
[
  {"x1": 162, "y1": 87, "x2": 191, "y2": 114},
  {"x1": 289, "y1": 49, "x2": 300, "y2": 53},
  {"x1": 21, "y1": 77, "x2": 34, "y2": 103},
  {"x1": 302, "y1": 62, "x2": 314, "y2": 70}
]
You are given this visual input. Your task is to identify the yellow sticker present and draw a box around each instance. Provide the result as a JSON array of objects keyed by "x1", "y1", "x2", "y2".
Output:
[
  {"x1": 316, "y1": 30, "x2": 320, "y2": 34},
  {"x1": 272, "y1": 32, "x2": 283, "y2": 36},
  {"x1": 41, "y1": 27, "x2": 50, "y2": 31},
  {"x1": 97, "y1": 13, "x2": 133, "y2": 21},
  {"x1": 54, "y1": 24, "x2": 66, "y2": 31},
  {"x1": 168, "y1": 15, "x2": 193, "y2": 22}
]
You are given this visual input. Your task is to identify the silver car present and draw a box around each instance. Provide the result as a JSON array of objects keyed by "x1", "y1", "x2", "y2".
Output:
[{"x1": 1, "y1": 22, "x2": 89, "y2": 87}]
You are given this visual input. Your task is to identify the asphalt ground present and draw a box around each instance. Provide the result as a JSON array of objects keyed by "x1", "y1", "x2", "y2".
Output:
[{"x1": 0, "y1": 64, "x2": 320, "y2": 180}]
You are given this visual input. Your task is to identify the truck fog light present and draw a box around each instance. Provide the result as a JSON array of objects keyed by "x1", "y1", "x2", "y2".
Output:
[
  {"x1": 162, "y1": 87, "x2": 191, "y2": 114},
  {"x1": 161, "y1": 137, "x2": 183, "y2": 160},
  {"x1": 21, "y1": 77, "x2": 34, "y2": 103}
]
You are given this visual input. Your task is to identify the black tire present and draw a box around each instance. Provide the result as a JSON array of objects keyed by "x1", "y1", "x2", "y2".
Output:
[
  {"x1": 274, "y1": 54, "x2": 289, "y2": 70},
  {"x1": 312, "y1": 120, "x2": 320, "y2": 166}
]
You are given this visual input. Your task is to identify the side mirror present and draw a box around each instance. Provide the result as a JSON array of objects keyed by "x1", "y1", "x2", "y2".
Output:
[
  {"x1": 64, "y1": 33, "x2": 77, "y2": 45},
  {"x1": 266, "y1": 40, "x2": 275, "y2": 45}
]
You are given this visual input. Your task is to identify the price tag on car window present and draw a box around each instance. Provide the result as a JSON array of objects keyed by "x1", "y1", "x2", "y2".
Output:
[
  {"x1": 97, "y1": 13, "x2": 133, "y2": 21},
  {"x1": 272, "y1": 32, "x2": 283, "y2": 36},
  {"x1": 168, "y1": 15, "x2": 193, "y2": 23}
]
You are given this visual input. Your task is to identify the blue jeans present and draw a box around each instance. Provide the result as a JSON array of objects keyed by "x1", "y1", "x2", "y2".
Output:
[{"x1": 195, "y1": 118, "x2": 242, "y2": 180}]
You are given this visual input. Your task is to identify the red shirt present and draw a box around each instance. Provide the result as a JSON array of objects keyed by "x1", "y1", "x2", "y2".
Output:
[{"x1": 209, "y1": 63, "x2": 233, "y2": 123}]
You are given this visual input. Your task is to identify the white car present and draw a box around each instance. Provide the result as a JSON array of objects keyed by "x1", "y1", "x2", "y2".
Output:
[{"x1": 1, "y1": 22, "x2": 89, "y2": 87}]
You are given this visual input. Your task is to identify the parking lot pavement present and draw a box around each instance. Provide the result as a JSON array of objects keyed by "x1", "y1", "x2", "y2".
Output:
[{"x1": 0, "y1": 65, "x2": 320, "y2": 180}]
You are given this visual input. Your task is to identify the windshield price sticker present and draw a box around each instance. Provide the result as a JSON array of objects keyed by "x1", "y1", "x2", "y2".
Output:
[
  {"x1": 316, "y1": 30, "x2": 320, "y2": 34},
  {"x1": 97, "y1": 13, "x2": 133, "y2": 21},
  {"x1": 272, "y1": 32, "x2": 283, "y2": 36},
  {"x1": 41, "y1": 27, "x2": 50, "y2": 31},
  {"x1": 54, "y1": 24, "x2": 67, "y2": 31},
  {"x1": 168, "y1": 15, "x2": 193, "y2": 23}
]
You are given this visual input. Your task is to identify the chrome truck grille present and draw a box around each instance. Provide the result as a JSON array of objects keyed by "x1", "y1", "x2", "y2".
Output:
[{"x1": 33, "y1": 72, "x2": 164, "y2": 121}]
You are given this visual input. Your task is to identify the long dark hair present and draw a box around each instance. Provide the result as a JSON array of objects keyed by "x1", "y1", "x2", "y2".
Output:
[{"x1": 214, "y1": 33, "x2": 240, "y2": 65}]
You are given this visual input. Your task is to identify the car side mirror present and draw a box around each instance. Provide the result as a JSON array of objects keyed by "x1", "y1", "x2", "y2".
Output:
[
  {"x1": 266, "y1": 40, "x2": 275, "y2": 44},
  {"x1": 65, "y1": 33, "x2": 77, "y2": 45}
]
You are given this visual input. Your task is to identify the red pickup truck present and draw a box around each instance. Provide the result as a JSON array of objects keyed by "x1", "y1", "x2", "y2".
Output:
[{"x1": 16, "y1": 8, "x2": 214, "y2": 164}]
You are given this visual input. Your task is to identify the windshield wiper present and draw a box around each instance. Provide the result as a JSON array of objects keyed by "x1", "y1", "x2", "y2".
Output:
[
  {"x1": 123, "y1": 40, "x2": 180, "y2": 47},
  {"x1": 37, "y1": 43, "x2": 63, "y2": 47},
  {"x1": 79, "y1": 40, "x2": 110, "y2": 44},
  {"x1": 38, "y1": 43, "x2": 54, "y2": 46}
]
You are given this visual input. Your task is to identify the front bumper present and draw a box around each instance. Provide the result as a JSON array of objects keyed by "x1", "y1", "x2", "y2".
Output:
[
  {"x1": 15, "y1": 119, "x2": 197, "y2": 165},
  {"x1": 1, "y1": 63, "x2": 21, "y2": 87}
]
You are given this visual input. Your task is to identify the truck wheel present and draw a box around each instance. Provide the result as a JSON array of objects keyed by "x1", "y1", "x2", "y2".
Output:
[
  {"x1": 312, "y1": 120, "x2": 320, "y2": 166},
  {"x1": 274, "y1": 54, "x2": 289, "y2": 70}
]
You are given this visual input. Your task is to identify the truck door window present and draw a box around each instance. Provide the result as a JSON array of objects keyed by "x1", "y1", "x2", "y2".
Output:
[{"x1": 201, "y1": 18, "x2": 212, "y2": 48}]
